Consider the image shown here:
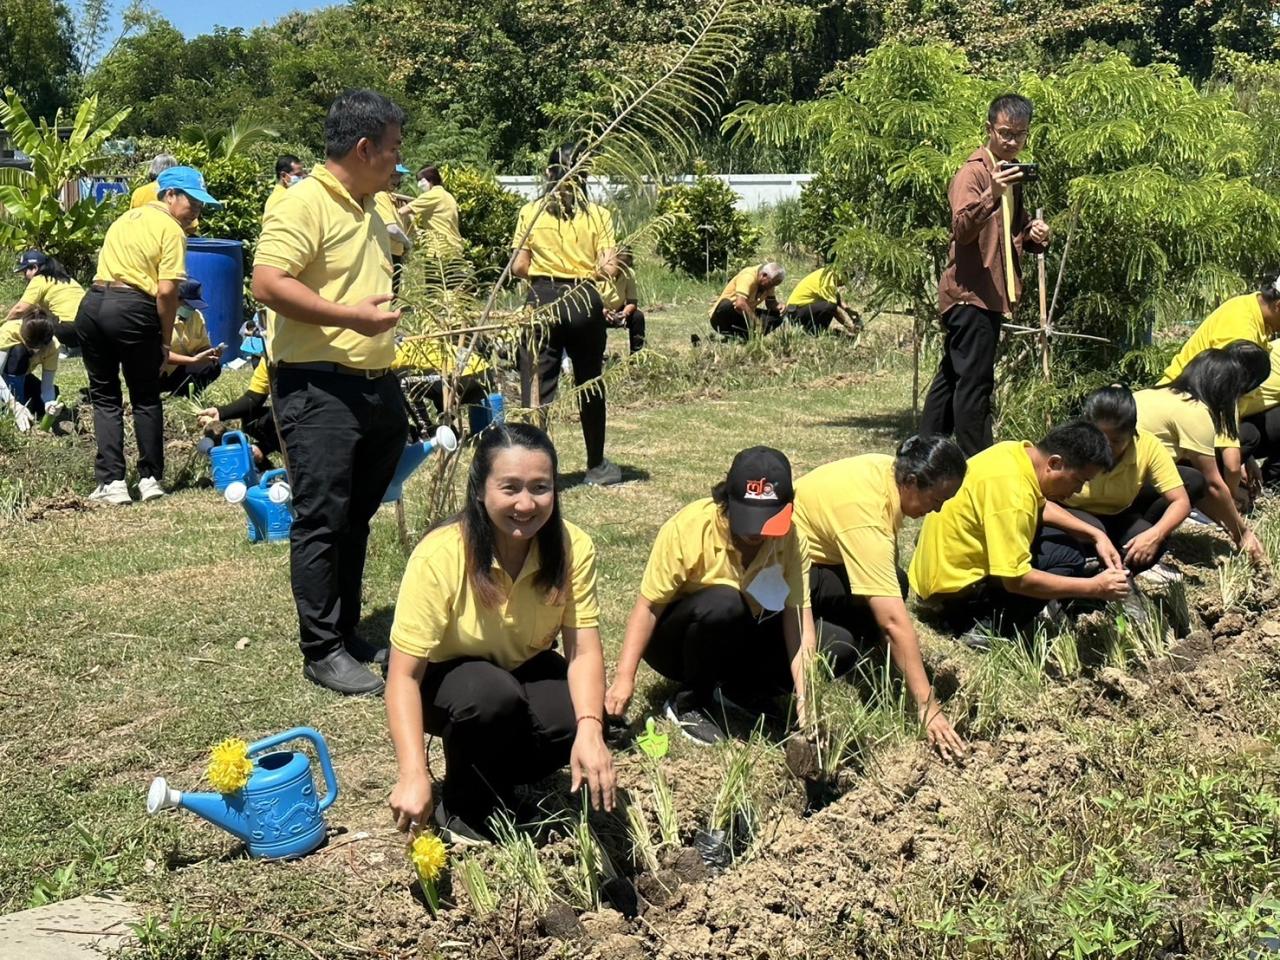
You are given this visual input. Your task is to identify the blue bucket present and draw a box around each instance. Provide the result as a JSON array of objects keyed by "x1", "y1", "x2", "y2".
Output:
[{"x1": 186, "y1": 239, "x2": 244, "y2": 363}]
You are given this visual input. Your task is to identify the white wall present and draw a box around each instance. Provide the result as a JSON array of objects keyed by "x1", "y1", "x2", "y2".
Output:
[{"x1": 496, "y1": 173, "x2": 815, "y2": 210}]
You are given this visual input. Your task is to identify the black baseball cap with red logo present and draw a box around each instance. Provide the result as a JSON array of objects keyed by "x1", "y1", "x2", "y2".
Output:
[{"x1": 725, "y1": 446, "x2": 794, "y2": 538}]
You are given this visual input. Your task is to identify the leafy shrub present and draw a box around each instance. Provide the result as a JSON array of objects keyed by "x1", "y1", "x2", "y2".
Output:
[
  {"x1": 440, "y1": 165, "x2": 524, "y2": 279},
  {"x1": 654, "y1": 173, "x2": 760, "y2": 278}
]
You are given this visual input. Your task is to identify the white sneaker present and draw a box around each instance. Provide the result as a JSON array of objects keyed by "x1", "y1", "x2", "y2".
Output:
[
  {"x1": 138, "y1": 476, "x2": 165, "y2": 501},
  {"x1": 89, "y1": 479, "x2": 132, "y2": 505},
  {"x1": 1136, "y1": 563, "x2": 1183, "y2": 586}
]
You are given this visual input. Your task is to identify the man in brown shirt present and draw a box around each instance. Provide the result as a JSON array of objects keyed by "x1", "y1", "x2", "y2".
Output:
[{"x1": 921, "y1": 94, "x2": 1052, "y2": 456}]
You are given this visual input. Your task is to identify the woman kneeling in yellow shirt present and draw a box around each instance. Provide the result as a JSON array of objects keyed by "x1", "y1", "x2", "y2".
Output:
[
  {"x1": 794, "y1": 436, "x2": 967, "y2": 760},
  {"x1": 386, "y1": 424, "x2": 616, "y2": 844},
  {"x1": 606, "y1": 447, "x2": 851, "y2": 746},
  {"x1": 1039, "y1": 386, "x2": 1191, "y2": 584}
]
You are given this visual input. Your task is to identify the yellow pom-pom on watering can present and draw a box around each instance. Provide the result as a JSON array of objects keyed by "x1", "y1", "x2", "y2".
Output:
[
  {"x1": 411, "y1": 831, "x2": 448, "y2": 914},
  {"x1": 206, "y1": 738, "x2": 253, "y2": 794}
]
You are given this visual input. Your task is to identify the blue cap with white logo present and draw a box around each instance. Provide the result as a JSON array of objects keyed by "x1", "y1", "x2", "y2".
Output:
[{"x1": 156, "y1": 166, "x2": 221, "y2": 208}]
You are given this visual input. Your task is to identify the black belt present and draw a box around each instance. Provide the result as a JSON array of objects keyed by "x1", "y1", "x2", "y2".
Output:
[
  {"x1": 276, "y1": 360, "x2": 391, "y2": 379},
  {"x1": 529, "y1": 275, "x2": 591, "y2": 284}
]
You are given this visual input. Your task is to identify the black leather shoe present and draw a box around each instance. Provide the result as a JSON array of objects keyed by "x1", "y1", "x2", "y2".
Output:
[
  {"x1": 344, "y1": 634, "x2": 390, "y2": 666},
  {"x1": 303, "y1": 648, "x2": 385, "y2": 696}
]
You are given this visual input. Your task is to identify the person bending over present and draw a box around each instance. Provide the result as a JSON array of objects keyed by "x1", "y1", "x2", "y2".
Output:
[
  {"x1": 606, "y1": 446, "x2": 855, "y2": 745},
  {"x1": 0, "y1": 310, "x2": 59, "y2": 430},
  {"x1": 1134, "y1": 346, "x2": 1268, "y2": 564},
  {"x1": 709, "y1": 262, "x2": 785, "y2": 340},
  {"x1": 909, "y1": 421, "x2": 1129, "y2": 641},
  {"x1": 598, "y1": 247, "x2": 645, "y2": 355},
  {"x1": 793, "y1": 435, "x2": 968, "y2": 760},
  {"x1": 783, "y1": 266, "x2": 860, "y2": 336},
  {"x1": 1039, "y1": 385, "x2": 1191, "y2": 585},
  {"x1": 386, "y1": 423, "x2": 616, "y2": 844},
  {"x1": 8, "y1": 250, "x2": 85, "y2": 351}
]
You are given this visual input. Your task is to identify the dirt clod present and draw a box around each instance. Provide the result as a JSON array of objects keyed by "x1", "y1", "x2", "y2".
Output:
[{"x1": 540, "y1": 902, "x2": 584, "y2": 940}]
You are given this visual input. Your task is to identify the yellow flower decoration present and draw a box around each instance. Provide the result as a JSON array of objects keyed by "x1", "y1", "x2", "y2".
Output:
[
  {"x1": 411, "y1": 832, "x2": 448, "y2": 883},
  {"x1": 206, "y1": 738, "x2": 253, "y2": 794}
]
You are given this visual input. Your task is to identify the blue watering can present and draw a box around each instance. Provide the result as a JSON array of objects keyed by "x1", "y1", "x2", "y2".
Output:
[
  {"x1": 225, "y1": 468, "x2": 292, "y2": 543},
  {"x1": 467, "y1": 391, "x2": 506, "y2": 437},
  {"x1": 382, "y1": 425, "x2": 458, "y2": 503},
  {"x1": 208, "y1": 430, "x2": 258, "y2": 492},
  {"x1": 146, "y1": 727, "x2": 338, "y2": 860}
]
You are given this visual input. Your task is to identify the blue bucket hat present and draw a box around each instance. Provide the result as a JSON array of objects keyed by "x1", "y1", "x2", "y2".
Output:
[
  {"x1": 157, "y1": 166, "x2": 222, "y2": 208},
  {"x1": 14, "y1": 249, "x2": 47, "y2": 273},
  {"x1": 178, "y1": 279, "x2": 209, "y2": 311}
]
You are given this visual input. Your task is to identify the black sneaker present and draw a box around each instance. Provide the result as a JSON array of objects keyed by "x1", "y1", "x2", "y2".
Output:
[
  {"x1": 663, "y1": 690, "x2": 725, "y2": 746},
  {"x1": 302, "y1": 648, "x2": 385, "y2": 696},
  {"x1": 344, "y1": 634, "x2": 390, "y2": 666},
  {"x1": 434, "y1": 799, "x2": 489, "y2": 846},
  {"x1": 712, "y1": 685, "x2": 783, "y2": 723},
  {"x1": 584, "y1": 458, "x2": 623, "y2": 486}
]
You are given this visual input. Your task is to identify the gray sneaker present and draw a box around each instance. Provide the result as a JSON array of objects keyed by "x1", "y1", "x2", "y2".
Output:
[
  {"x1": 663, "y1": 690, "x2": 725, "y2": 746},
  {"x1": 584, "y1": 458, "x2": 623, "y2": 486}
]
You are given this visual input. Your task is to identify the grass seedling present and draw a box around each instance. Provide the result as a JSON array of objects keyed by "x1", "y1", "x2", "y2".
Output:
[
  {"x1": 456, "y1": 856, "x2": 496, "y2": 919},
  {"x1": 646, "y1": 757, "x2": 681, "y2": 849},
  {"x1": 957, "y1": 626, "x2": 1049, "y2": 739},
  {"x1": 707, "y1": 734, "x2": 765, "y2": 856},
  {"x1": 625, "y1": 797, "x2": 661, "y2": 874},
  {"x1": 562, "y1": 794, "x2": 603, "y2": 911},
  {"x1": 488, "y1": 811, "x2": 552, "y2": 916},
  {"x1": 1049, "y1": 625, "x2": 1082, "y2": 679}
]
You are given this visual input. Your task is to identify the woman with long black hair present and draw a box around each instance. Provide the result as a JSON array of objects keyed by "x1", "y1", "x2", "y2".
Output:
[
  {"x1": 386, "y1": 423, "x2": 616, "y2": 843},
  {"x1": 511, "y1": 143, "x2": 622, "y2": 486},
  {"x1": 7, "y1": 250, "x2": 85, "y2": 349}
]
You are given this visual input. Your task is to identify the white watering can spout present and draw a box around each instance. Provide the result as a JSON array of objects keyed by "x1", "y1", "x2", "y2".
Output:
[
  {"x1": 146, "y1": 776, "x2": 182, "y2": 815},
  {"x1": 434, "y1": 425, "x2": 459, "y2": 453},
  {"x1": 225, "y1": 480, "x2": 248, "y2": 504}
]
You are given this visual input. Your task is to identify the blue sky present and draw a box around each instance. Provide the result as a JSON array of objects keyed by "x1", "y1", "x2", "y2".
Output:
[{"x1": 121, "y1": 0, "x2": 338, "y2": 38}]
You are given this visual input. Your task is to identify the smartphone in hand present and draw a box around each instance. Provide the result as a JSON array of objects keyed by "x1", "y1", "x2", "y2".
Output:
[{"x1": 999, "y1": 161, "x2": 1039, "y2": 182}]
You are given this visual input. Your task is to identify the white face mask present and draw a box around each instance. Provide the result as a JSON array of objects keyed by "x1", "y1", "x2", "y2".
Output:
[
  {"x1": 418, "y1": 179, "x2": 431, "y2": 192},
  {"x1": 177, "y1": 306, "x2": 194, "y2": 320},
  {"x1": 745, "y1": 563, "x2": 790, "y2": 614},
  {"x1": 286, "y1": 175, "x2": 302, "y2": 187}
]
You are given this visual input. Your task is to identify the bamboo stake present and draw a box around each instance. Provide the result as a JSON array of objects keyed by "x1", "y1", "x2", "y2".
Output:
[
  {"x1": 1037, "y1": 206, "x2": 1050, "y2": 384},
  {"x1": 911, "y1": 308, "x2": 921, "y2": 427}
]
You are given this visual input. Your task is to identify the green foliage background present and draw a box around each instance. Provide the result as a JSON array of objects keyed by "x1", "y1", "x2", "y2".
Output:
[{"x1": 655, "y1": 173, "x2": 762, "y2": 278}]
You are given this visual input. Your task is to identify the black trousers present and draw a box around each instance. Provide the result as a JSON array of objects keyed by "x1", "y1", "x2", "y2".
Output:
[
  {"x1": 931, "y1": 525, "x2": 1087, "y2": 637},
  {"x1": 809, "y1": 563, "x2": 909, "y2": 648},
  {"x1": 1039, "y1": 503, "x2": 1173, "y2": 574},
  {"x1": 274, "y1": 368, "x2": 409, "y2": 659},
  {"x1": 518, "y1": 277, "x2": 607, "y2": 469},
  {"x1": 606, "y1": 307, "x2": 646, "y2": 354},
  {"x1": 158, "y1": 363, "x2": 222, "y2": 398},
  {"x1": 920, "y1": 303, "x2": 1004, "y2": 457},
  {"x1": 710, "y1": 299, "x2": 783, "y2": 340},
  {"x1": 644, "y1": 585, "x2": 858, "y2": 699},
  {"x1": 1243, "y1": 408, "x2": 1280, "y2": 484},
  {"x1": 243, "y1": 407, "x2": 281, "y2": 460},
  {"x1": 75, "y1": 286, "x2": 166, "y2": 484},
  {"x1": 422, "y1": 649, "x2": 576, "y2": 824},
  {"x1": 784, "y1": 300, "x2": 839, "y2": 333}
]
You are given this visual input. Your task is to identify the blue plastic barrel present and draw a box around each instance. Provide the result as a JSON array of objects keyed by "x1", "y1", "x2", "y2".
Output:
[{"x1": 186, "y1": 238, "x2": 244, "y2": 363}]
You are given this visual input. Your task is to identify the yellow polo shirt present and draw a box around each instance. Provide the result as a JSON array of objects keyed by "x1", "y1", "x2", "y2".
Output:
[
  {"x1": 788, "y1": 268, "x2": 839, "y2": 309},
  {"x1": 909, "y1": 441, "x2": 1044, "y2": 599},
  {"x1": 712, "y1": 265, "x2": 763, "y2": 314},
  {"x1": 1135, "y1": 388, "x2": 1237, "y2": 459},
  {"x1": 255, "y1": 164, "x2": 396, "y2": 370},
  {"x1": 597, "y1": 269, "x2": 638, "y2": 311},
  {"x1": 130, "y1": 181, "x2": 158, "y2": 208},
  {"x1": 264, "y1": 183, "x2": 290, "y2": 216},
  {"x1": 391, "y1": 336, "x2": 489, "y2": 377},
  {"x1": 1161, "y1": 294, "x2": 1269, "y2": 384},
  {"x1": 390, "y1": 519, "x2": 600, "y2": 669},
  {"x1": 164, "y1": 309, "x2": 212, "y2": 373},
  {"x1": 1066, "y1": 430, "x2": 1184, "y2": 515},
  {"x1": 94, "y1": 202, "x2": 187, "y2": 297},
  {"x1": 1239, "y1": 344, "x2": 1280, "y2": 417},
  {"x1": 19, "y1": 275, "x2": 85, "y2": 323},
  {"x1": 512, "y1": 199, "x2": 615, "y2": 279},
  {"x1": 639, "y1": 497, "x2": 808, "y2": 616},
  {"x1": 407, "y1": 185, "x2": 465, "y2": 258},
  {"x1": 0, "y1": 319, "x2": 58, "y2": 373},
  {"x1": 374, "y1": 191, "x2": 409, "y2": 258},
  {"x1": 793, "y1": 455, "x2": 903, "y2": 598},
  {"x1": 247, "y1": 360, "x2": 270, "y2": 395}
]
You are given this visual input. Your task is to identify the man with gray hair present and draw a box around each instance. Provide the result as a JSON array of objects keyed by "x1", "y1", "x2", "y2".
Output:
[
  {"x1": 130, "y1": 154, "x2": 178, "y2": 209},
  {"x1": 710, "y1": 261, "x2": 786, "y2": 339}
]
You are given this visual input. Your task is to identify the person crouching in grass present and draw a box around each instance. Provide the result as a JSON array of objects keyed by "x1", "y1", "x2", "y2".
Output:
[
  {"x1": 605, "y1": 446, "x2": 857, "y2": 745},
  {"x1": 158, "y1": 280, "x2": 223, "y2": 397},
  {"x1": 386, "y1": 423, "x2": 616, "y2": 844},
  {"x1": 0, "y1": 309, "x2": 60, "y2": 431},
  {"x1": 909, "y1": 420, "x2": 1131, "y2": 645}
]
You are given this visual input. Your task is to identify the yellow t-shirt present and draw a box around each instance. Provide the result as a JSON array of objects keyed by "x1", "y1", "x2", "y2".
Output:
[
  {"x1": 909, "y1": 441, "x2": 1044, "y2": 599},
  {"x1": 264, "y1": 183, "x2": 290, "y2": 216},
  {"x1": 511, "y1": 199, "x2": 615, "y2": 280},
  {"x1": 407, "y1": 185, "x2": 465, "y2": 258},
  {"x1": 639, "y1": 497, "x2": 808, "y2": 616},
  {"x1": 391, "y1": 337, "x2": 489, "y2": 377},
  {"x1": 163, "y1": 309, "x2": 212, "y2": 373},
  {"x1": 255, "y1": 165, "x2": 396, "y2": 370},
  {"x1": 794, "y1": 454, "x2": 902, "y2": 598},
  {"x1": 389, "y1": 519, "x2": 600, "y2": 670},
  {"x1": 374, "y1": 191, "x2": 409, "y2": 258},
  {"x1": 596, "y1": 269, "x2": 638, "y2": 311},
  {"x1": 787, "y1": 268, "x2": 839, "y2": 309},
  {"x1": 1135, "y1": 388, "x2": 1237, "y2": 459},
  {"x1": 94, "y1": 202, "x2": 187, "y2": 297},
  {"x1": 712, "y1": 265, "x2": 763, "y2": 314},
  {"x1": 0, "y1": 319, "x2": 58, "y2": 373},
  {"x1": 1239, "y1": 343, "x2": 1280, "y2": 417},
  {"x1": 130, "y1": 181, "x2": 159, "y2": 208},
  {"x1": 19, "y1": 275, "x2": 85, "y2": 323},
  {"x1": 248, "y1": 359, "x2": 270, "y2": 395},
  {"x1": 1066, "y1": 430, "x2": 1184, "y2": 515},
  {"x1": 1161, "y1": 293, "x2": 1269, "y2": 384}
]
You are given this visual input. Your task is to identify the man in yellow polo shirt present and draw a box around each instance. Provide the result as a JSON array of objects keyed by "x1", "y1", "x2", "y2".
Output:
[
  {"x1": 783, "y1": 266, "x2": 860, "y2": 336},
  {"x1": 709, "y1": 262, "x2": 785, "y2": 340},
  {"x1": 252, "y1": 89, "x2": 410, "y2": 696},
  {"x1": 1160, "y1": 281, "x2": 1280, "y2": 386},
  {"x1": 264, "y1": 155, "x2": 307, "y2": 215},
  {"x1": 908, "y1": 421, "x2": 1129, "y2": 644},
  {"x1": 129, "y1": 154, "x2": 177, "y2": 208}
]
